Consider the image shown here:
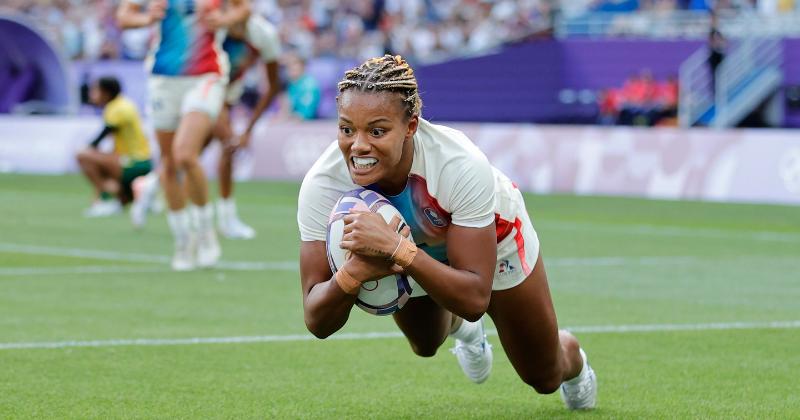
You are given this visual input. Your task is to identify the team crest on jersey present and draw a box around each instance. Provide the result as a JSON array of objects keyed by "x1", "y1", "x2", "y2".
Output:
[
  {"x1": 498, "y1": 259, "x2": 515, "y2": 275},
  {"x1": 423, "y1": 208, "x2": 447, "y2": 227}
]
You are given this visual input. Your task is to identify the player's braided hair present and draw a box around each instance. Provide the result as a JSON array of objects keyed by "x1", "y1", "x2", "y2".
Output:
[{"x1": 337, "y1": 55, "x2": 422, "y2": 118}]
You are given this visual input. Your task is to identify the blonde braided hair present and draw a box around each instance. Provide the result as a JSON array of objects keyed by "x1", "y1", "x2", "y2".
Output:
[{"x1": 337, "y1": 55, "x2": 422, "y2": 118}]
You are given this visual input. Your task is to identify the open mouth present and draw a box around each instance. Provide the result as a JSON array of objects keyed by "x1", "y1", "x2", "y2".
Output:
[{"x1": 351, "y1": 156, "x2": 378, "y2": 171}]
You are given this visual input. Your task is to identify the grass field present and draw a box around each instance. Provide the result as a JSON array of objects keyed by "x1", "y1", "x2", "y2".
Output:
[{"x1": 1, "y1": 173, "x2": 798, "y2": 419}]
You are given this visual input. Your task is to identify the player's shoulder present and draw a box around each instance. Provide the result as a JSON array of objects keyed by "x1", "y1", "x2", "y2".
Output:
[
  {"x1": 415, "y1": 118, "x2": 489, "y2": 170},
  {"x1": 104, "y1": 96, "x2": 129, "y2": 119}
]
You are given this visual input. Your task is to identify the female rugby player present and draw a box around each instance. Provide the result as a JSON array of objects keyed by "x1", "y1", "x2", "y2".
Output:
[
  {"x1": 117, "y1": 0, "x2": 249, "y2": 270},
  {"x1": 297, "y1": 55, "x2": 597, "y2": 410}
]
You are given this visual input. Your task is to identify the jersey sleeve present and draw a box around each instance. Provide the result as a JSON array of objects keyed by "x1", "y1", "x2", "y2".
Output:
[
  {"x1": 248, "y1": 18, "x2": 281, "y2": 62},
  {"x1": 297, "y1": 174, "x2": 335, "y2": 242},
  {"x1": 442, "y1": 154, "x2": 496, "y2": 229}
]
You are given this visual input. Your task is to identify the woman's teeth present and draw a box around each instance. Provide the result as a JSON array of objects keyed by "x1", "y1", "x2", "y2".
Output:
[{"x1": 353, "y1": 157, "x2": 378, "y2": 169}]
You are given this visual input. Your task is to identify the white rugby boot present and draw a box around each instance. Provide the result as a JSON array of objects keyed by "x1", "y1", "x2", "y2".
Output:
[
  {"x1": 196, "y1": 227, "x2": 221, "y2": 268},
  {"x1": 167, "y1": 209, "x2": 195, "y2": 271},
  {"x1": 560, "y1": 348, "x2": 597, "y2": 410},
  {"x1": 171, "y1": 233, "x2": 196, "y2": 272},
  {"x1": 217, "y1": 199, "x2": 256, "y2": 240},
  {"x1": 130, "y1": 172, "x2": 160, "y2": 229},
  {"x1": 450, "y1": 317, "x2": 493, "y2": 384},
  {"x1": 84, "y1": 200, "x2": 122, "y2": 218},
  {"x1": 194, "y1": 203, "x2": 221, "y2": 268}
]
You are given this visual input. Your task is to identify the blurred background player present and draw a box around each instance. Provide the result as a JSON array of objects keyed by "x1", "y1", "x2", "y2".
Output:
[
  {"x1": 77, "y1": 76, "x2": 152, "y2": 218},
  {"x1": 117, "y1": 0, "x2": 250, "y2": 271},
  {"x1": 212, "y1": 13, "x2": 281, "y2": 239}
]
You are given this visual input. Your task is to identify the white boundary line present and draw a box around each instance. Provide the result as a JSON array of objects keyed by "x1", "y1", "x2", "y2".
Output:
[
  {"x1": 1, "y1": 320, "x2": 798, "y2": 350},
  {"x1": 0, "y1": 242, "x2": 716, "y2": 274},
  {"x1": 0, "y1": 265, "x2": 168, "y2": 276},
  {"x1": 1, "y1": 242, "x2": 794, "y2": 275},
  {"x1": 0, "y1": 243, "x2": 297, "y2": 271},
  {"x1": 543, "y1": 221, "x2": 800, "y2": 243}
]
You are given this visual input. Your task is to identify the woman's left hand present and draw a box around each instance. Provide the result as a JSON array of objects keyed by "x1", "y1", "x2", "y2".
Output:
[{"x1": 340, "y1": 211, "x2": 409, "y2": 258}]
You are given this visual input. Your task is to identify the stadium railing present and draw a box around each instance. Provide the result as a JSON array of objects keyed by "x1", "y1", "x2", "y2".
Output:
[
  {"x1": 679, "y1": 37, "x2": 783, "y2": 128},
  {"x1": 555, "y1": 10, "x2": 800, "y2": 39}
]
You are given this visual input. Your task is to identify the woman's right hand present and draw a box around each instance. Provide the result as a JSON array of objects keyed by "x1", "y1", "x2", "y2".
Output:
[
  {"x1": 342, "y1": 253, "x2": 403, "y2": 284},
  {"x1": 147, "y1": 0, "x2": 166, "y2": 23}
]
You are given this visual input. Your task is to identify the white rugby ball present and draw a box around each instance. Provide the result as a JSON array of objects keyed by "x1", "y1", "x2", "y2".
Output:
[{"x1": 326, "y1": 188, "x2": 414, "y2": 316}]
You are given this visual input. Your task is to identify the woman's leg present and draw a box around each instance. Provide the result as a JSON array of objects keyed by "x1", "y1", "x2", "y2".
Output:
[
  {"x1": 392, "y1": 296, "x2": 454, "y2": 357},
  {"x1": 487, "y1": 252, "x2": 594, "y2": 406},
  {"x1": 394, "y1": 294, "x2": 492, "y2": 383},
  {"x1": 214, "y1": 105, "x2": 235, "y2": 200},
  {"x1": 173, "y1": 111, "x2": 213, "y2": 206},
  {"x1": 76, "y1": 149, "x2": 122, "y2": 199},
  {"x1": 172, "y1": 109, "x2": 220, "y2": 267},
  {"x1": 155, "y1": 130, "x2": 184, "y2": 211}
]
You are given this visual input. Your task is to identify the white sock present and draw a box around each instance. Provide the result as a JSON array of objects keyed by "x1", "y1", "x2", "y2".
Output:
[
  {"x1": 450, "y1": 318, "x2": 483, "y2": 344},
  {"x1": 198, "y1": 203, "x2": 214, "y2": 231},
  {"x1": 187, "y1": 205, "x2": 201, "y2": 231},
  {"x1": 167, "y1": 209, "x2": 191, "y2": 242},
  {"x1": 220, "y1": 197, "x2": 237, "y2": 219},
  {"x1": 564, "y1": 348, "x2": 588, "y2": 385}
]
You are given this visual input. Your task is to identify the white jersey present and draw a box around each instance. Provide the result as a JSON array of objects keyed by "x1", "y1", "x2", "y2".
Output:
[
  {"x1": 298, "y1": 119, "x2": 537, "y2": 286},
  {"x1": 223, "y1": 15, "x2": 281, "y2": 83}
]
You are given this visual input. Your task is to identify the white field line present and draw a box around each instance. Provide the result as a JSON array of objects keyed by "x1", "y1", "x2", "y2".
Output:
[
  {"x1": 0, "y1": 243, "x2": 297, "y2": 271},
  {"x1": 0, "y1": 242, "x2": 711, "y2": 274},
  {"x1": 0, "y1": 265, "x2": 168, "y2": 276},
  {"x1": 1, "y1": 320, "x2": 798, "y2": 351},
  {"x1": 543, "y1": 221, "x2": 800, "y2": 243}
]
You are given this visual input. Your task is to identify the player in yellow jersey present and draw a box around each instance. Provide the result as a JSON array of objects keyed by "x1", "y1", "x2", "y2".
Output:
[{"x1": 76, "y1": 76, "x2": 153, "y2": 218}]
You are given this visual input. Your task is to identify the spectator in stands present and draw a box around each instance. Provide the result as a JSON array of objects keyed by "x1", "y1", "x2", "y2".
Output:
[
  {"x1": 5, "y1": 0, "x2": 554, "y2": 64},
  {"x1": 597, "y1": 88, "x2": 623, "y2": 125},
  {"x1": 618, "y1": 69, "x2": 657, "y2": 125},
  {"x1": 707, "y1": 11, "x2": 726, "y2": 97},
  {"x1": 277, "y1": 52, "x2": 321, "y2": 120},
  {"x1": 652, "y1": 75, "x2": 679, "y2": 125}
]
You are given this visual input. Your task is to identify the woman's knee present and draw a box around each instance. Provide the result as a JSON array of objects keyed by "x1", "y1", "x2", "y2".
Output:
[
  {"x1": 520, "y1": 367, "x2": 563, "y2": 395},
  {"x1": 173, "y1": 147, "x2": 198, "y2": 170},
  {"x1": 76, "y1": 149, "x2": 93, "y2": 166},
  {"x1": 407, "y1": 339, "x2": 441, "y2": 358}
]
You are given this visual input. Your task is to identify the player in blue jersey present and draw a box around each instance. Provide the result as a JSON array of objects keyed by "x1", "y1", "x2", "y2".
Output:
[{"x1": 117, "y1": 0, "x2": 250, "y2": 270}]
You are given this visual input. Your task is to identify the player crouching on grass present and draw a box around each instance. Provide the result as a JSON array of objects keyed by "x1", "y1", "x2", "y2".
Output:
[
  {"x1": 298, "y1": 55, "x2": 597, "y2": 410},
  {"x1": 77, "y1": 76, "x2": 153, "y2": 218}
]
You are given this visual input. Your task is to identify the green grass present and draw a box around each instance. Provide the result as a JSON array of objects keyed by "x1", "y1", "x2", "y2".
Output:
[{"x1": 0, "y1": 173, "x2": 798, "y2": 419}]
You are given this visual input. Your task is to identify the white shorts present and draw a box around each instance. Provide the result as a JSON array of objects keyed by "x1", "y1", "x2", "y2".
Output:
[
  {"x1": 491, "y1": 187, "x2": 540, "y2": 291},
  {"x1": 409, "y1": 187, "x2": 539, "y2": 296},
  {"x1": 225, "y1": 78, "x2": 245, "y2": 105},
  {"x1": 147, "y1": 73, "x2": 227, "y2": 131}
]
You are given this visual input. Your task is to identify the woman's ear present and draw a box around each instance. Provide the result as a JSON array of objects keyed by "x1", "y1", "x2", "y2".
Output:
[{"x1": 406, "y1": 115, "x2": 419, "y2": 140}]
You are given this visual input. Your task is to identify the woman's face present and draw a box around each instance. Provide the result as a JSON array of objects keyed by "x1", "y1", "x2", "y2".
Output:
[
  {"x1": 89, "y1": 83, "x2": 107, "y2": 106},
  {"x1": 337, "y1": 90, "x2": 418, "y2": 192}
]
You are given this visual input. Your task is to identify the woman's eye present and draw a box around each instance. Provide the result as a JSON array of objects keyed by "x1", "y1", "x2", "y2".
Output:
[
  {"x1": 371, "y1": 128, "x2": 385, "y2": 137},
  {"x1": 340, "y1": 126, "x2": 353, "y2": 135}
]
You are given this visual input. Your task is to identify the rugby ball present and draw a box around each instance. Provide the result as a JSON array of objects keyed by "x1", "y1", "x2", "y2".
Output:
[{"x1": 326, "y1": 188, "x2": 414, "y2": 315}]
